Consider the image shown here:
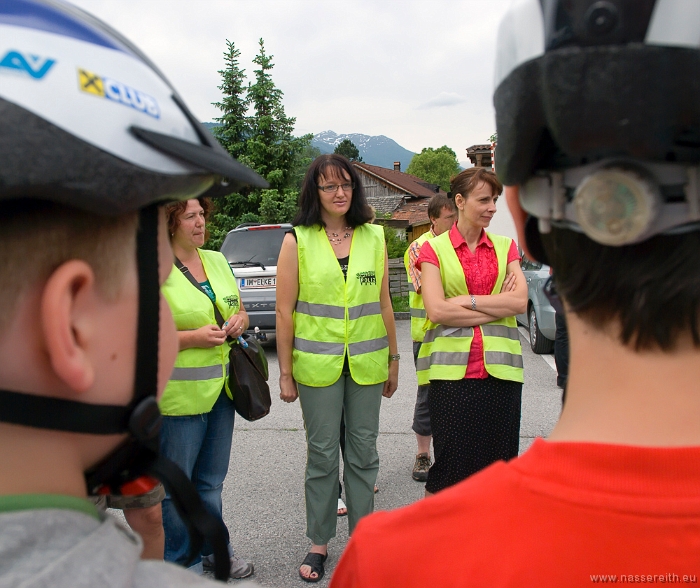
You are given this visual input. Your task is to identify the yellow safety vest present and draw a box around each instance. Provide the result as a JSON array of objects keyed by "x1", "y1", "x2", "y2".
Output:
[
  {"x1": 416, "y1": 231, "x2": 523, "y2": 385},
  {"x1": 403, "y1": 230, "x2": 434, "y2": 343},
  {"x1": 293, "y1": 223, "x2": 388, "y2": 387},
  {"x1": 160, "y1": 249, "x2": 240, "y2": 416}
]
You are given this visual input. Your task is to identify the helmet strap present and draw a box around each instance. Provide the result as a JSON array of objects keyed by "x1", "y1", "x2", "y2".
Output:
[{"x1": 0, "y1": 204, "x2": 230, "y2": 580}]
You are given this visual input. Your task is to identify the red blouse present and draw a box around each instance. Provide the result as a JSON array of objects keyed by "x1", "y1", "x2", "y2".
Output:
[{"x1": 416, "y1": 225, "x2": 520, "y2": 378}]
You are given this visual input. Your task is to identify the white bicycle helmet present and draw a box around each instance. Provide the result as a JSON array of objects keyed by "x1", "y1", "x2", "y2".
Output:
[{"x1": 0, "y1": 0, "x2": 266, "y2": 212}]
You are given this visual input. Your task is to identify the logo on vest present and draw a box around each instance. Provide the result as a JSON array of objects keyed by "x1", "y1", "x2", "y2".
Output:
[
  {"x1": 223, "y1": 295, "x2": 239, "y2": 308},
  {"x1": 356, "y1": 271, "x2": 376, "y2": 286}
]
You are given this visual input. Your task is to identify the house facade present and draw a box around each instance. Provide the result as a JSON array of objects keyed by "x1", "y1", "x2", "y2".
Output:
[{"x1": 352, "y1": 161, "x2": 447, "y2": 243}]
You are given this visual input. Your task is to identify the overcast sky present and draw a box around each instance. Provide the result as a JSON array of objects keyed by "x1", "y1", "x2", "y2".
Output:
[{"x1": 70, "y1": 0, "x2": 511, "y2": 166}]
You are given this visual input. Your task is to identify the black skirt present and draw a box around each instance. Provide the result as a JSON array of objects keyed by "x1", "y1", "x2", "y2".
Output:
[{"x1": 425, "y1": 375, "x2": 522, "y2": 494}]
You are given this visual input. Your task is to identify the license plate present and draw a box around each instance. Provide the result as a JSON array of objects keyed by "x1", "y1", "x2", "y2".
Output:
[{"x1": 241, "y1": 277, "x2": 276, "y2": 288}]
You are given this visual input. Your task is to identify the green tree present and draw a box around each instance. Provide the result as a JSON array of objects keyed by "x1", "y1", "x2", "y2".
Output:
[
  {"x1": 207, "y1": 40, "x2": 255, "y2": 249},
  {"x1": 406, "y1": 145, "x2": 461, "y2": 192},
  {"x1": 289, "y1": 144, "x2": 322, "y2": 189},
  {"x1": 383, "y1": 225, "x2": 408, "y2": 259},
  {"x1": 206, "y1": 38, "x2": 311, "y2": 248},
  {"x1": 246, "y1": 39, "x2": 311, "y2": 191},
  {"x1": 211, "y1": 40, "x2": 249, "y2": 160},
  {"x1": 259, "y1": 188, "x2": 299, "y2": 224},
  {"x1": 334, "y1": 139, "x2": 362, "y2": 162}
]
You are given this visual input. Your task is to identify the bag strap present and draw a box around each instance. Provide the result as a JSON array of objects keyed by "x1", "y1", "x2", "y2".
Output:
[{"x1": 174, "y1": 257, "x2": 230, "y2": 338}]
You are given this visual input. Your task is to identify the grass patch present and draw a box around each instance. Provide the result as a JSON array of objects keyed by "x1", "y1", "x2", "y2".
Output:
[{"x1": 391, "y1": 295, "x2": 409, "y2": 312}]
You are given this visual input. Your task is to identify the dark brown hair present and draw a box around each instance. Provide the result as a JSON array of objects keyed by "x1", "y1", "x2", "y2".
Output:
[
  {"x1": 428, "y1": 193, "x2": 456, "y2": 221},
  {"x1": 165, "y1": 196, "x2": 213, "y2": 242},
  {"x1": 293, "y1": 154, "x2": 374, "y2": 228},
  {"x1": 450, "y1": 167, "x2": 503, "y2": 200},
  {"x1": 542, "y1": 228, "x2": 700, "y2": 351}
]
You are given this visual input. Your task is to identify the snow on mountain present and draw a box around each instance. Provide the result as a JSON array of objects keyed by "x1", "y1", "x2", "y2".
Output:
[{"x1": 312, "y1": 131, "x2": 416, "y2": 171}]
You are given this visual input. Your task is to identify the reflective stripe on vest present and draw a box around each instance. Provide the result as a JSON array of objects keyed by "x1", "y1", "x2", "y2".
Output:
[
  {"x1": 160, "y1": 249, "x2": 240, "y2": 415},
  {"x1": 171, "y1": 364, "x2": 228, "y2": 381},
  {"x1": 416, "y1": 231, "x2": 523, "y2": 385},
  {"x1": 293, "y1": 224, "x2": 388, "y2": 387},
  {"x1": 404, "y1": 231, "x2": 434, "y2": 342},
  {"x1": 410, "y1": 308, "x2": 426, "y2": 319}
]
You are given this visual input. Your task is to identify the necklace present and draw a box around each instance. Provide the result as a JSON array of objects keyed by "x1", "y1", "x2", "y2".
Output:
[{"x1": 326, "y1": 226, "x2": 352, "y2": 245}]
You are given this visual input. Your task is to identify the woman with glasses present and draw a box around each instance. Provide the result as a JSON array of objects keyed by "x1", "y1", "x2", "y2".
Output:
[{"x1": 276, "y1": 154, "x2": 399, "y2": 583}]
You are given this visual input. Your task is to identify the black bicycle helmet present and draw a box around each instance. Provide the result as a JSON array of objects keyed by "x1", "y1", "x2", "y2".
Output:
[
  {"x1": 0, "y1": 0, "x2": 267, "y2": 579},
  {"x1": 494, "y1": 0, "x2": 700, "y2": 254}
]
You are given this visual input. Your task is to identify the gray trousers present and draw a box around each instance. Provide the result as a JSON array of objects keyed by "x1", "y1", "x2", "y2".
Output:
[{"x1": 298, "y1": 375, "x2": 383, "y2": 544}]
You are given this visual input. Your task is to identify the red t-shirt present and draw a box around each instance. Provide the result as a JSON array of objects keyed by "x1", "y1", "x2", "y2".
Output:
[
  {"x1": 331, "y1": 439, "x2": 700, "y2": 587},
  {"x1": 416, "y1": 225, "x2": 521, "y2": 378}
]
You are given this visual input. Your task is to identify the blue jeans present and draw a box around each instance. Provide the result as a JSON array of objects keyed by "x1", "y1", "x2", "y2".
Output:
[{"x1": 160, "y1": 390, "x2": 235, "y2": 568}]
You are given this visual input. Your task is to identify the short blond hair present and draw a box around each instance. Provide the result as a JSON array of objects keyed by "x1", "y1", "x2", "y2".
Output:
[{"x1": 0, "y1": 200, "x2": 138, "y2": 331}]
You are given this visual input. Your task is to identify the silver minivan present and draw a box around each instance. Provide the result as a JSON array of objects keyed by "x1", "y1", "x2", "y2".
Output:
[{"x1": 220, "y1": 223, "x2": 292, "y2": 338}]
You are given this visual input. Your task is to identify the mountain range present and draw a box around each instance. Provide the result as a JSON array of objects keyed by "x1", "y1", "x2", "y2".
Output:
[
  {"x1": 311, "y1": 131, "x2": 416, "y2": 170},
  {"x1": 202, "y1": 124, "x2": 416, "y2": 170}
]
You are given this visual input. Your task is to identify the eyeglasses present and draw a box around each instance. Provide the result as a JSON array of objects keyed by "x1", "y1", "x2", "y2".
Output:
[{"x1": 318, "y1": 183, "x2": 354, "y2": 193}]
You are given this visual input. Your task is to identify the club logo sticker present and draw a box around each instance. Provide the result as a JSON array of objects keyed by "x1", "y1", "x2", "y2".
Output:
[
  {"x1": 78, "y1": 68, "x2": 160, "y2": 119},
  {"x1": 356, "y1": 271, "x2": 377, "y2": 286},
  {"x1": 223, "y1": 295, "x2": 240, "y2": 309},
  {"x1": 0, "y1": 50, "x2": 55, "y2": 79}
]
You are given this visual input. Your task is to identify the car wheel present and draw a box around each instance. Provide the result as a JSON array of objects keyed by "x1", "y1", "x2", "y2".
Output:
[{"x1": 529, "y1": 306, "x2": 554, "y2": 354}]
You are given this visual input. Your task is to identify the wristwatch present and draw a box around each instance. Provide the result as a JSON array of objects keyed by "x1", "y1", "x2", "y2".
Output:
[{"x1": 389, "y1": 354, "x2": 401, "y2": 362}]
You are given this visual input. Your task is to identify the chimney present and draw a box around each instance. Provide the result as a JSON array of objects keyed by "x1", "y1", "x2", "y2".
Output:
[{"x1": 393, "y1": 161, "x2": 401, "y2": 172}]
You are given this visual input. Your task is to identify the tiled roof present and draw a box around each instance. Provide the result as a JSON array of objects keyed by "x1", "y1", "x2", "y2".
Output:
[
  {"x1": 354, "y1": 162, "x2": 445, "y2": 199},
  {"x1": 391, "y1": 197, "x2": 432, "y2": 227},
  {"x1": 369, "y1": 195, "x2": 404, "y2": 215},
  {"x1": 466, "y1": 144, "x2": 492, "y2": 154}
]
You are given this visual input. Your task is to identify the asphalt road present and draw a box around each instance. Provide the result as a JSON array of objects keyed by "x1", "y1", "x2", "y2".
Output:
[{"x1": 217, "y1": 319, "x2": 564, "y2": 587}]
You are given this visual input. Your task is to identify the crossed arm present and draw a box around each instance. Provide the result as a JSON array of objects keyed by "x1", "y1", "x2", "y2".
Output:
[{"x1": 421, "y1": 260, "x2": 528, "y2": 328}]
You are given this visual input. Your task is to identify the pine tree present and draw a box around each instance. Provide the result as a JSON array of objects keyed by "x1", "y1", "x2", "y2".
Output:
[
  {"x1": 211, "y1": 40, "x2": 249, "y2": 161},
  {"x1": 246, "y1": 39, "x2": 311, "y2": 191},
  {"x1": 334, "y1": 139, "x2": 363, "y2": 162},
  {"x1": 206, "y1": 38, "x2": 313, "y2": 248}
]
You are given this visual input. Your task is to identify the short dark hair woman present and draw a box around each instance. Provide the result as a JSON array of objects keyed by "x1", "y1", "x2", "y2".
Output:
[
  {"x1": 416, "y1": 167, "x2": 527, "y2": 495},
  {"x1": 276, "y1": 154, "x2": 399, "y2": 582}
]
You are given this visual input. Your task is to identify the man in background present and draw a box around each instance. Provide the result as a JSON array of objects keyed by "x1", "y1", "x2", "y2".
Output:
[{"x1": 403, "y1": 194, "x2": 456, "y2": 482}]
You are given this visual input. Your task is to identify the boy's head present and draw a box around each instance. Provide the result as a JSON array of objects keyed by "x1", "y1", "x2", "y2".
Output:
[
  {"x1": 494, "y1": 0, "x2": 700, "y2": 351},
  {"x1": 0, "y1": 0, "x2": 266, "y2": 498}
]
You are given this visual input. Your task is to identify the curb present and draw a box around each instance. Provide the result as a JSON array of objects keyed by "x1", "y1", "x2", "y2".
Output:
[{"x1": 393, "y1": 312, "x2": 410, "y2": 321}]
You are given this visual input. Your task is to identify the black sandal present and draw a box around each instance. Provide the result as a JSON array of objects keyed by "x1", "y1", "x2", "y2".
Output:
[{"x1": 299, "y1": 552, "x2": 328, "y2": 583}]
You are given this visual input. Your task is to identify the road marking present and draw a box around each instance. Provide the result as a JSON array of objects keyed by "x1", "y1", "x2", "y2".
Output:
[
  {"x1": 518, "y1": 327, "x2": 556, "y2": 372},
  {"x1": 540, "y1": 353, "x2": 557, "y2": 372}
]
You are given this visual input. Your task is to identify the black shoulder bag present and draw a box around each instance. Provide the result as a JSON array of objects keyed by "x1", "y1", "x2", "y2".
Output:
[{"x1": 174, "y1": 258, "x2": 271, "y2": 421}]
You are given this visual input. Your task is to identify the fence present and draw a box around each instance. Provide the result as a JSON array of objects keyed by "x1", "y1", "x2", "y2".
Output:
[{"x1": 388, "y1": 258, "x2": 410, "y2": 298}]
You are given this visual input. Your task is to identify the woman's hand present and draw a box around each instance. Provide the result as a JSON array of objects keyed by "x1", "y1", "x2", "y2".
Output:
[
  {"x1": 279, "y1": 374, "x2": 299, "y2": 403},
  {"x1": 382, "y1": 361, "x2": 399, "y2": 398},
  {"x1": 500, "y1": 271, "x2": 517, "y2": 293},
  {"x1": 192, "y1": 324, "x2": 227, "y2": 348},
  {"x1": 222, "y1": 312, "x2": 247, "y2": 339}
]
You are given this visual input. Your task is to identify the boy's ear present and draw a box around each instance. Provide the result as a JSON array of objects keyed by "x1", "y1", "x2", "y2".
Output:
[
  {"x1": 40, "y1": 260, "x2": 97, "y2": 395},
  {"x1": 505, "y1": 185, "x2": 534, "y2": 260}
]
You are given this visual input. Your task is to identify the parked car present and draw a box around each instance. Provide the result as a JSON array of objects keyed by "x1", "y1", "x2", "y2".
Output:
[
  {"x1": 220, "y1": 223, "x2": 292, "y2": 338},
  {"x1": 516, "y1": 254, "x2": 556, "y2": 354}
]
